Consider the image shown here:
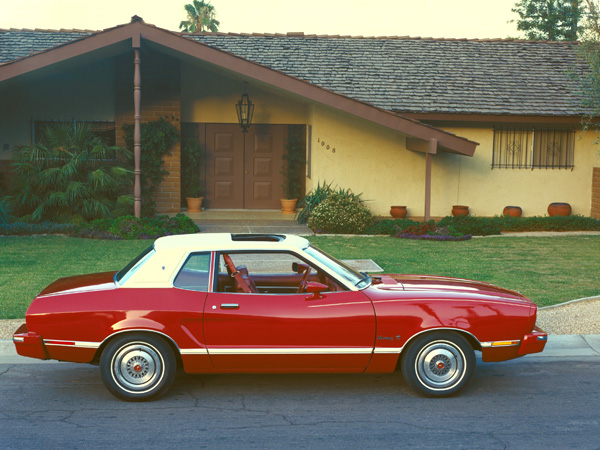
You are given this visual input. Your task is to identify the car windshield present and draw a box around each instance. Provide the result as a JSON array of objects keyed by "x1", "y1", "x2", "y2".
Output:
[
  {"x1": 304, "y1": 245, "x2": 371, "y2": 289},
  {"x1": 115, "y1": 245, "x2": 155, "y2": 284}
]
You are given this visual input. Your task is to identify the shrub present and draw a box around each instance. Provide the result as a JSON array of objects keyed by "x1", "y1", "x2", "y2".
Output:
[
  {"x1": 391, "y1": 220, "x2": 472, "y2": 241},
  {"x1": 437, "y1": 215, "x2": 502, "y2": 236},
  {"x1": 0, "y1": 221, "x2": 75, "y2": 236},
  {"x1": 296, "y1": 181, "x2": 365, "y2": 224},
  {"x1": 281, "y1": 125, "x2": 306, "y2": 200},
  {"x1": 74, "y1": 214, "x2": 199, "y2": 239},
  {"x1": 498, "y1": 215, "x2": 600, "y2": 231},
  {"x1": 308, "y1": 192, "x2": 372, "y2": 234},
  {"x1": 7, "y1": 121, "x2": 132, "y2": 222},
  {"x1": 0, "y1": 198, "x2": 10, "y2": 225},
  {"x1": 364, "y1": 218, "x2": 420, "y2": 235},
  {"x1": 123, "y1": 118, "x2": 180, "y2": 216},
  {"x1": 181, "y1": 137, "x2": 205, "y2": 198}
]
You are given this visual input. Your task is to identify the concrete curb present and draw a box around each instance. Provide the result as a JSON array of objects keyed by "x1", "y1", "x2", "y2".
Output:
[
  {"x1": 539, "y1": 295, "x2": 600, "y2": 310},
  {"x1": 2, "y1": 335, "x2": 599, "y2": 365}
]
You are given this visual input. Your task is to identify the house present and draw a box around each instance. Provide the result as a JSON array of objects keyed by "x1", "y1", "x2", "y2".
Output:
[{"x1": 1, "y1": 17, "x2": 599, "y2": 219}]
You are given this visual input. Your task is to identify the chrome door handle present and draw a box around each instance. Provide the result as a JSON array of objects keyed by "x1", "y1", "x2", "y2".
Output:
[{"x1": 220, "y1": 303, "x2": 240, "y2": 309}]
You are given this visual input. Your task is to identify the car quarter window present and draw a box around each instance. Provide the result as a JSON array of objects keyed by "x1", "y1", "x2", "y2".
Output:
[
  {"x1": 173, "y1": 252, "x2": 211, "y2": 292},
  {"x1": 217, "y1": 252, "x2": 345, "y2": 294}
]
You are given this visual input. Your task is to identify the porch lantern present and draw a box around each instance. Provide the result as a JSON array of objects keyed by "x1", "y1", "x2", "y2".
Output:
[{"x1": 235, "y1": 84, "x2": 254, "y2": 133}]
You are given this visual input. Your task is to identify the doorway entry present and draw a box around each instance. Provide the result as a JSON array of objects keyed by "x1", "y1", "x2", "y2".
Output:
[{"x1": 201, "y1": 123, "x2": 287, "y2": 209}]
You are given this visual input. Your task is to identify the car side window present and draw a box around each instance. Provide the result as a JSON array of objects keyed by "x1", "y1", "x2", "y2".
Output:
[
  {"x1": 173, "y1": 253, "x2": 211, "y2": 292},
  {"x1": 217, "y1": 252, "x2": 343, "y2": 294}
]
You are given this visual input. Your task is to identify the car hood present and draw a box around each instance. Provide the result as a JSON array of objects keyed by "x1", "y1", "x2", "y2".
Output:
[
  {"x1": 38, "y1": 271, "x2": 118, "y2": 297},
  {"x1": 370, "y1": 274, "x2": 530, "y2": 303}
]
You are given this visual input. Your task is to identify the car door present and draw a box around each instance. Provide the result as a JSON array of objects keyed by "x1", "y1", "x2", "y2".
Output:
[{"x1": 203, "y1": 252, "x2": 377, "y2": 372}]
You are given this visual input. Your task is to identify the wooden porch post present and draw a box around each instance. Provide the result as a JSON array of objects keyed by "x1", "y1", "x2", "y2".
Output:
[
  {"x1": 425, "y1": 138, "x2": 437, "y2": 221},
  {"x1": 133, "y1": 47, "x2": 142, "y2": 218}
]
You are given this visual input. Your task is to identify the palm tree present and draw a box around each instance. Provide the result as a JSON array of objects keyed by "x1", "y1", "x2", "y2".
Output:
[{"x1": 179, "y1": 0, "x2": 220, "y2": 33}]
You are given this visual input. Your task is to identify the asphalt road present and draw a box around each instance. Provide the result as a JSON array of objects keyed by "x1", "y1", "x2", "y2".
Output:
[{"x1": 1, "y1": 339, "x2": 600, "y2": 450}]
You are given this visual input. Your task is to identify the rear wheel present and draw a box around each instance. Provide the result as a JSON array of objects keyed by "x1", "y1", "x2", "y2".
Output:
[
  {"x1": 100, "y1": 333, "x2": 176, "y2": 401},
  {"x1": 401, "y1": 331, "x2": 475, "y2": 397}
]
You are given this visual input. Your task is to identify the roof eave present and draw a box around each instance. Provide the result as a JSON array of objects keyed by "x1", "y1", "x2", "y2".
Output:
[{"x1": 0, "y1": 20, "x2": 478, "y2": 156}]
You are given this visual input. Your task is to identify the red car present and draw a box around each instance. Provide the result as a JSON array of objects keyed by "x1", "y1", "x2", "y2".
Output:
[{"x1": 13, "y1": 233, "x2": 547, "y2": 401}]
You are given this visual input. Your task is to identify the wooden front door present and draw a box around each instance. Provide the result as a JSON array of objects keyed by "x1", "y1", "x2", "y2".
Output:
[{"x1": 204, "y1": 124, "x2": 286, "y2": 209}]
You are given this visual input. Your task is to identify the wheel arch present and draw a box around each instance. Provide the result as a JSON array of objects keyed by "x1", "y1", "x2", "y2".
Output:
[
  {"x1": 395, "y1": 327, "x2": 481, "y2": 371},
  {"x1": 92, "y1": 329, "x2": 182, "y2": 366}
]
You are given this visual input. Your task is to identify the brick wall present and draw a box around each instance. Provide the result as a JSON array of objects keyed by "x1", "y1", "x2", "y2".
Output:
[
  {"x1": 593, "y1": 167, "x2": 600, "y2": 219},
  {"x1": 115, "y1": 50, "x2": 181, "y2": 214}
]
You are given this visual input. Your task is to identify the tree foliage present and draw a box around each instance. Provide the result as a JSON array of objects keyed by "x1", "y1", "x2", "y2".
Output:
[
  {"x1": 179, "y1": 0, "x2": 220, "y2": 33},
  {"x1": 511, "y1": 0, "x2": 585, "y2": 40},
  {"x1": 7, "y1": 122, "x2": 132, "y2": 223},
  {"x1": 569, "y1": 1, "x2": 600, "y2": 132}
]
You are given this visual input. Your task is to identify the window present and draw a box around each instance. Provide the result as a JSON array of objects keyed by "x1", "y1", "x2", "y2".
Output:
[
  {"x1": 492, "y1": 127, "x2": 575, "y2": 169},
  {"x1": 174, "y1": 253, "x2": 211, "y2": 292},
  {"x1": 216, "y1": 252, "x2": 344, "y2": 294}
]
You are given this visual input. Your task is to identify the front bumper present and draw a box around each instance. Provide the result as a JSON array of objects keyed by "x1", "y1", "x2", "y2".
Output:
[
  {"x1": 517, "y1": 326, "x2": 548, "y2": 356},
  {"x1": 12, "y1": 323, "x2": 49, "y2": 360},
  {"x1": 481, "y1": 326, "x2": 548, "y2": 362}
]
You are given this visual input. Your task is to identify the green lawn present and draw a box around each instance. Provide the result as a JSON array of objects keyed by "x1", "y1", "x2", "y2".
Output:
[
  {"x1": 1, "y1": 235, "x2": 599, "y2": 319},
  {"x1": 310, "y1": 235, "x2": 600, "y2": 309}
]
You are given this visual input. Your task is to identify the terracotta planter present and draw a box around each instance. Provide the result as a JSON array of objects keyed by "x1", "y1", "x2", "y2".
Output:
[
  {"x1": 503, "y1": 206, "x2": 522, "y2": 218},
  {"x1": 452, "y1": 205, "x2": 469, "y2": 217},
  {"x1": 548, "y1": 202, "x2": 571, "y2": 217},
  {"x1": 186, "y1": 197, "x2": 203, "y2": 213},
  {"x1": 280, "y1": 198, "x2": 298, "y2": 214},
  {"x1": 390, "y1": 206, "x2": 407, "y2": 218}
]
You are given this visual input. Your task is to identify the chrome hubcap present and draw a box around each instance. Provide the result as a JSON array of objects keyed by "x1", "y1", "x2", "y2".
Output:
[
  {"x1": 416, "y1": 341, "x2": 465, "y2": 390},
  {"x1": 112, "y1": 343, "x2": 163, "y2": 393}
]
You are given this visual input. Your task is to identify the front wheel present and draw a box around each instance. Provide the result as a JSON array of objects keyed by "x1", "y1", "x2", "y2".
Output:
[
  {"x1": 100, "y1": 333, "x2": 176, "y2": 401},
  {"x1": 401, "y1": 331, "x2": 475, "y2": 397}
]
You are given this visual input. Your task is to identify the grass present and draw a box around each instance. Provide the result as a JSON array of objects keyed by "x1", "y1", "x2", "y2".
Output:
[
  {"x1": 0, "y1": 236, "x2": 149, "y2": 319},
  {"x1": 1, "y1": 234, "x2": 599, "y2": 319},
  {"x1": 309, "y1": 235, "x2": 600, "y2": 308}
]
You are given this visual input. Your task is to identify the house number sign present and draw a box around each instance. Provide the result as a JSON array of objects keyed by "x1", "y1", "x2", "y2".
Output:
[{"x1": 317, "y1": 138, "x2": 336, "y2": 153}]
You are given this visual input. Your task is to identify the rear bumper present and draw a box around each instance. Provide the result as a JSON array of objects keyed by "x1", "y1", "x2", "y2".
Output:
[{"x1": 12, "y1": 323, "x2": 49, "y2": 360}]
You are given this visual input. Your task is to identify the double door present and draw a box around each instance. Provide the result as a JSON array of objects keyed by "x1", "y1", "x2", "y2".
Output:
[{"x1": 204, "y1": 124, "x2": 286, "y2": 209}]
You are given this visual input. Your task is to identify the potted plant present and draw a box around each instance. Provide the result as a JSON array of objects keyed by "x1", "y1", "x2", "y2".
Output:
[
  {"x1": 280, "y1": 126, "x2": 306, "y2": 213},
  {"x1": 181, "y1": 138, "x2": 205, "y2": 212}
]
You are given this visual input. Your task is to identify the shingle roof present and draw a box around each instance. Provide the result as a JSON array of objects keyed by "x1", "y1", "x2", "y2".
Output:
[{"x1": 0, "y1": 28, "x2": 588, "y2": 117}]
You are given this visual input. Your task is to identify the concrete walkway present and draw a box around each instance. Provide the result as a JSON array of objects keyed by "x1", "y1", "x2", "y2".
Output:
[
  {"x1": 185, "y1": 209, "x2": 312, "y2": 235},
  {"x1": 1, "y1": 335, "x2": 599, "y2": 365}
]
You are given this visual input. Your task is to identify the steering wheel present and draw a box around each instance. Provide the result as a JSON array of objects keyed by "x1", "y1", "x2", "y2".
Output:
[{"x1": 297, "y1": 265, "x2": 311, "y2": 293}]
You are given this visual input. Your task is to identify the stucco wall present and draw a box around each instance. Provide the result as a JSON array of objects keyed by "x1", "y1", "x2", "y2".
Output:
[
  {"x1": 308, "y1": 105, "x2": 428, "y2": 217},
  {"x1": 0, "y1": 59, "x2": 115, "y2": 160},
  {"x1": 307, "y1": 107, "x2": 600, "y2": 218},
  {"x1": 438, "y1": 126, "x2": 600, "y2": 217},
  {"x1": 181, "y1": 63, "x2": 309, "y2": 125}
]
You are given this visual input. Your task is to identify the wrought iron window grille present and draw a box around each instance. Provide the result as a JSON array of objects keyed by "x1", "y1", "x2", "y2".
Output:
[{"x1": 492, "y1": 127, "x2": 575, "y2": 170}]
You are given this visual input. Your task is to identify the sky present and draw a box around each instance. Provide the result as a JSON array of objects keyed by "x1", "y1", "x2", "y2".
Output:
[{"x1": 0, "y1": 0, "x2": 523, "y2": 39}]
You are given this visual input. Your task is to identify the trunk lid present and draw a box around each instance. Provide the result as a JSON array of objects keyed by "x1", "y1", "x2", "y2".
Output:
[{"x1": 38, "y1": 271, "x2": 117, "y2": 297}]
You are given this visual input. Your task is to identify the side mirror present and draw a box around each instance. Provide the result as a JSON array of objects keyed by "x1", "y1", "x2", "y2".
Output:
[
  {"x1": 293, "y1": 262, "x2": 310, "y2": 274},
  {"x1": 305, "y1": 282, "x2": 328, "y2": 300}
]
